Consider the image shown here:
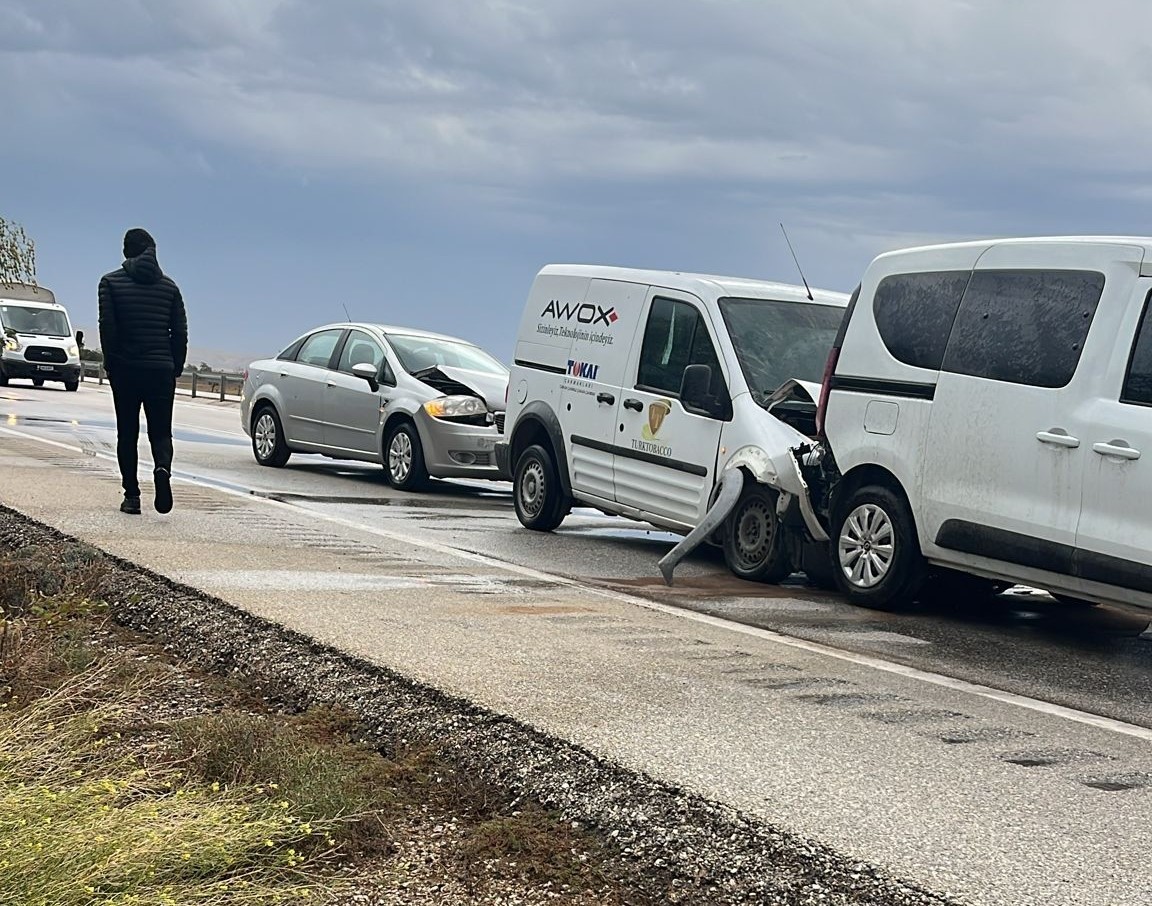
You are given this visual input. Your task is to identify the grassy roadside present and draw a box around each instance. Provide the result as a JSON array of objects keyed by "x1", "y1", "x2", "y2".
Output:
[{"x1": 0, "y1": 541, "x2": 640, "y2": 905}]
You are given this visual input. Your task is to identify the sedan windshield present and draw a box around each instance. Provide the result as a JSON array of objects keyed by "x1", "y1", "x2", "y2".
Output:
[
  {"x1": 718, "y1": 298, "x2": 844, "y2": 406},
  {"x1": 1, "y1": 304, "x2": 70, "y2": 338},
  {"x1": 387, "y1": 334, "x2": 507, "y2": 376}
]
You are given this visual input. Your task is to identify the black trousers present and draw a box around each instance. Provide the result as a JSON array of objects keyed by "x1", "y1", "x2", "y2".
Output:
[{"x1": 110, "y1": 367, "x2": 175, "y2": 496}]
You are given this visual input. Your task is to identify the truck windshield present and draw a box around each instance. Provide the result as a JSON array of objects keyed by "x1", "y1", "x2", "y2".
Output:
[
  {"x1": 718, "y1": 298, "x2": 844, "y2": 406},
  {"x1": 0, "y1": 304, "x2": 70, "y2": 338}
]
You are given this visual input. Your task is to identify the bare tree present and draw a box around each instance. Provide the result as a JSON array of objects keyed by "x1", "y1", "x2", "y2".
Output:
[{"x1": 0, "y1": 216, "x2": 37, "y2": 289}]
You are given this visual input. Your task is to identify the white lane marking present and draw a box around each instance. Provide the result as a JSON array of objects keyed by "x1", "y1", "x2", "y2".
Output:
[{"x1": 3, "y1": 422, "x2": 1152, "y2": 744}]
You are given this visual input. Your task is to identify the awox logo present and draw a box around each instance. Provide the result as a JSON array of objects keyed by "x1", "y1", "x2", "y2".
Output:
[
  {"x1": 567, "y1": 359, "x2": 600, "y2": 380},
  {"x1": 540, "y1": 300, "x2": 619, "y2": 326}
]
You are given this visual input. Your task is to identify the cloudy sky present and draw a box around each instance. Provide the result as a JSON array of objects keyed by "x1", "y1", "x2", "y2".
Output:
[{"x1": 4, "y1": 0, "x2": 1152, "y2": 364}]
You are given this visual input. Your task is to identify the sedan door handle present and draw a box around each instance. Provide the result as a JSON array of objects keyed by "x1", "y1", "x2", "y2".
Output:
[
  {"x1": 1093, "y1": 441, "x2": 1141, "y2": 461},
  {"x1": 623, "y1": 398, "x2": 644, "y2": 412},
  {"x1": 596, "y1": 392, "x2": 616, "y2": 405},
  {"x1": 1036, "y1": 430, "x2": 1080, "y2": 448}
]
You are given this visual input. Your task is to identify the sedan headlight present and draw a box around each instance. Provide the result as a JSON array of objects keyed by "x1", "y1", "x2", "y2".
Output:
[{"x1": 423, "y1": 395, "x2": 488, "y2": 420}]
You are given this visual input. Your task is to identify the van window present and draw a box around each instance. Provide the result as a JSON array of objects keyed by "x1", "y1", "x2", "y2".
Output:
[
  {"x1": 296, "y1": 329, "x2": 344, "y2": 368},
  {"x1": 942, "y1": 269, "x2": 1104, "y2": 388},
  {"x1": 0, "y1": 304, "x2": 70, "y2": 338},
  {"x1": 719, "y1": 298, "x2": 844, "y2": 405},
  {"x1": 637, "y1": 298, "x2": 723, "y2": 397},
  {"x1": 873, "y1": 272, "x2": 969, "y2": 370},
  {"x1": 1122, "y1": 291, "x2": 1152, "y2": 406}
]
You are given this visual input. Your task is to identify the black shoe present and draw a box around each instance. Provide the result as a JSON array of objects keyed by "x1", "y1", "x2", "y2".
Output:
[
  {"x1": 120, "y1": 495, "x2": 141, "y2": 515},
  {"x1": 154, "y1": 468, "x2": 173, "y2": 514}
]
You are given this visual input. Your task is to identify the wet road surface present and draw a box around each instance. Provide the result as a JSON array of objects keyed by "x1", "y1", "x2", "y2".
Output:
[{"x1": 3, "y1": 381, "x2": 1151, "y2": 729}]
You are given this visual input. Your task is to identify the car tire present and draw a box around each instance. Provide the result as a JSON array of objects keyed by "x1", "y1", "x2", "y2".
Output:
[
  {"x1": 64, "y1": 381, "x2": 79, "y2": 392},
  {"x1": 513, "y1": 444, "x2": 567, "y2": 531},
  {"x1": 385, "y1": 421, "x2": 430, "y2": 491},
  {"x1": 723, "y1": 485, "x2": 792, "y2": 583},
  {"x1": 32, "y1": 378, "x2": 44, "y2": 387},
  {"x1": 251, "y1": 405, "x2": 292, "y2": 467},
  {"x1": 832, "y1": 483, "x2": 925, "y2": 610}
]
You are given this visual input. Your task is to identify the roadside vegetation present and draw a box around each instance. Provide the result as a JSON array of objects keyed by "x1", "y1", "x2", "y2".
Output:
[{"x1": 0, "y1": 541, "x2": 637, "y2": 905}]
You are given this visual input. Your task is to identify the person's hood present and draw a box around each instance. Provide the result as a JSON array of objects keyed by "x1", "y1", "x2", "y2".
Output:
[
  {"x1": 419, "y1": 365, "x2": 509, "y2": 410},
  {"x1": 122, "y1": 248, "x2": 163, "y2": 285}
]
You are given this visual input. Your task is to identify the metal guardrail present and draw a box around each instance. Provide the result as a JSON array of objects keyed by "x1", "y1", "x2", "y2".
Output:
[{"x1": 81, "y1": 362, "x2": 244, "y2": 401}]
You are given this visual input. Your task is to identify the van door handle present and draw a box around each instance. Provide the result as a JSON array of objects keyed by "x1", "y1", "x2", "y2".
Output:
[
  {"x1": 1036, "y1": 430, "x2": 1080, "y2": 448},
  {"x1": 623, "y1": 398, "x2": 644, "y2": 412},
  {"x1": 596, "y1": 392, "x2": 615, "y2": 405},
  {"x1": 1093, "y1": 441, "x2": 1141, "y2": 460}
]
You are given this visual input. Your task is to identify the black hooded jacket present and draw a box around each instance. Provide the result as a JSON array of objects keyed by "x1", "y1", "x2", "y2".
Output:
[{"x1": 98, "y1": 248, "x2": 188, "y2": 376}]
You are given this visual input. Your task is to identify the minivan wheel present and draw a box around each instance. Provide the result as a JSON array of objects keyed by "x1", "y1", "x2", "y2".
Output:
[
  {"x1": 723, "y1": 486, "x2": 792, "y2": 583},
  {"x1": 833, "y1": 483, "x2": 925, "y2": 609},
  {"x1": 252, "y1": 406, "x2": 292, "y2": 467},
  {"x1": 513, "y1": 444, "x2": 567, "y2": 531},
  {"x1": 385, "y1": 421, "x2": 429, "y2": 491}
]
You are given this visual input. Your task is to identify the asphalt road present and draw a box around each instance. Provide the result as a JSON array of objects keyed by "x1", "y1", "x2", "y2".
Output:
[
  {"x1": 3, "y1": 379, "x2": 1152, "y2": 906},
  {"x1": 4, "y1": 381, "x2": 1148, "y2": 730}
]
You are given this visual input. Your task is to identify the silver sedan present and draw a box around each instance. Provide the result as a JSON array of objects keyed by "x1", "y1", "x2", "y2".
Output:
[{"x1": 241, "y1": 323, "x2": 508, "y2": 490}]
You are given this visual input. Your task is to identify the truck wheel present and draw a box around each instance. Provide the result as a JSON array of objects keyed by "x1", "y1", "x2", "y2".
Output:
[
  {"x1": 832, "y1": 483, "x2": 925, "y2": 609},
  {"x1": 513, "y1": 444, "x2": 567, "y2": 531},
  {"x1": 723, "y1": 486, "x2": 792, "y2": 583},
  {"x1": 385, "y1": 421, "x2": 430, "y2": 491},
  {"x1": 252, "y1": 405, "x2": 292, "y2": 467}
]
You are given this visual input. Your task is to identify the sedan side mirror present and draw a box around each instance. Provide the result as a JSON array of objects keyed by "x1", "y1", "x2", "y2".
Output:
[{"x1": 351, "y1": 362, "x2": 380, "y2": 392}]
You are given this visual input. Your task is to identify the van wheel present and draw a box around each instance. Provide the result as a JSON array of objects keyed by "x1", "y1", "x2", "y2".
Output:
[
  {"x1": 385, "y1": 421, "x2": 430, "y2": 491},
  {"x1": 514, "y1": 444, "x2": 567, "y2": 531},
  {"x1": 832, "y1": 483, "x2": 925, "y2": 609},
  {"x1": 0, "y1": 370, "x2": 8, "y2": 386},
  {"x1": 64, "y1": 381, "x2": 79, "y2": 392},
  {"x1": 252, "y1": 405, "x2": 292, "y2": 467},
  {"x1": 723, "y1": 486, "x2": 792, "y2": 583},
  {"x1": 32, "y1": 378, "x2": 44, "y2": 387}
]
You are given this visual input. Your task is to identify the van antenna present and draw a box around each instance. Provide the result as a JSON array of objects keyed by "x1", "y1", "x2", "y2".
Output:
[
  {"x1": 341, "y1": 303, "x2": 351, "y2": 321},
  {"x1": 780, "y1": 223, "x2": 814, "y2": 301}
]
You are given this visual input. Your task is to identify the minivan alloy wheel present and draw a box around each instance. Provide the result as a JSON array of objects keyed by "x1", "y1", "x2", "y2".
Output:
[
  {"x1": 254, "y1": 412, "x2": 278, "y2": 460},
  {"x1": 838, "y1": 503, "x2": 895, "y2": 588}
]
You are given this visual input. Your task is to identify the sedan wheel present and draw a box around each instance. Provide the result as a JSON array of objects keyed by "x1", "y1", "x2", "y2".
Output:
[
  {"x1": 252, "y1": 407, "x2": 291, "y2": 467},
  {"x1": 385, "y1": 422, "x2": 429, "y2": 491}
]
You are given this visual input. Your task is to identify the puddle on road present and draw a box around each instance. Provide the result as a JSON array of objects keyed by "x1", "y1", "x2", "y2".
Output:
[
  {"x1": 3, "y1": 412, "x2": 245, "y2": 446},
  {"x1": 174, "y1": 569, "x2": 553, "y2": 595}
]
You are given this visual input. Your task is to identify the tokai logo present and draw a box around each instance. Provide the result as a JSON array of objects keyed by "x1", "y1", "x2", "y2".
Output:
[
  {"x1": 540, "y1": 299, "x2": 619, "y2": 326},
  {"x1": 567, "y1": 359, "x2": 600, "y2": 380}
]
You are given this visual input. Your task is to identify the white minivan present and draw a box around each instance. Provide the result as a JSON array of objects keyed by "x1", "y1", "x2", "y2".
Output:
[
  {"x1": 0, "y1": 284, "x2": 82, "y2": 391},
  {"x1": 496, "y1": 265, "x2": 849, "y2": 582},
  {"x1": 808, "y1": 236, "x2": 1152, "y2": 611}
]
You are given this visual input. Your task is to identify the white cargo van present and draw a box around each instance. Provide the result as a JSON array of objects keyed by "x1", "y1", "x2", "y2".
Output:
[
  {"x1": 496, "y1": 265, "x2": 849, "y2": 582},
  {"x1": 807, "y1": 236, "x2": 1152, "y2": 612},
  {"x1": 0, "y1": 284, "x2": 82, "y2": 391}
]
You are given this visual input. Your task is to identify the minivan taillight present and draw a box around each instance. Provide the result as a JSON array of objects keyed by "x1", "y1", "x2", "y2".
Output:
[{"x1": 814, "y1": 346, "x2": 839, "y2": 438}]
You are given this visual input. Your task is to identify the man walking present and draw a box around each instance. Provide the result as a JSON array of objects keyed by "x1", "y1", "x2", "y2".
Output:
[{"x1": 98, "y1": 228, "x2": 188, "y2": 515}]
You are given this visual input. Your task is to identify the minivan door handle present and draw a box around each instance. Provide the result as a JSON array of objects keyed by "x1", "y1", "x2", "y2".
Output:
[
  {"x1": 1092, "y1": 441, "x2": 1141, "y2": 461},
  {"x1": 596, "y1": 392, "x2": 615, "y2": 406},
  {"x1": 623, "y1": 398, "x2": 644, "y2": 412},
  {"x1": 1036, "y1": 430, "x2": 1080, "y2": 449}
]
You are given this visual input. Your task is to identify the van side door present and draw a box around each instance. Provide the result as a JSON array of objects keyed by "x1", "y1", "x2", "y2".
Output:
[
  {"x1": 611, "y1": 290, "x2": 729, "y2": 528},
  {"x1": 562, "y1": 279, "x2": 646, "y2": 504},
  {"x1": 922, "y1": 243, "x2": 1137, "y2": 580},
  {"x1": 1073, "y1": 280, "x2": 1152, "y2": 597}
]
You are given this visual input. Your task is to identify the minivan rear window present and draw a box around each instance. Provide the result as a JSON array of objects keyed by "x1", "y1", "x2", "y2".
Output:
[
  {"x1": 872, "y1": 271, "x2": 969, "y2": 370},
  {"x1": 941, "y1": 269, "x2": 1104, "y2": 389}
]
